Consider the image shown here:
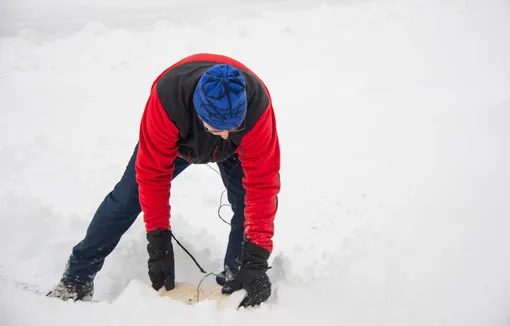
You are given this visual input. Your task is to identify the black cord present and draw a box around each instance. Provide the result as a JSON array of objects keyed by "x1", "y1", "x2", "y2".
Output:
[
  {"x1": 171, "y1": 233, "x2": 207, "y2": 274},
  {"x1": 170, "y1": 161, "x2": 238, "y2": 297},
  {"x1": 217, "y1": 190, "x2": 231, "y2": 226},
  {"x1": 206, "y1": 163, "x2": 222, "y2": 177},
  {"x1": 196, "y1": 272, "x2": 218, "y2": 302},
  {"x1": 207, "y1": 163, "x2": 233, "y2": 226}
]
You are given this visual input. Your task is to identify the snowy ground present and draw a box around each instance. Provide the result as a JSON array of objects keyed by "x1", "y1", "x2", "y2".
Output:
[{"x1": 1, "y1": 0, "x2": 510, "y2": 325}]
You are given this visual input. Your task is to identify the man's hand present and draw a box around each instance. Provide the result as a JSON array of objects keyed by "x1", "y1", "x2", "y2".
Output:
[
  {"x1": 222, "y1": 241, "x2": 271, "y2": 308},
  {"x1": 146, "y1": 229, "x2": 175, "y2": 291}
]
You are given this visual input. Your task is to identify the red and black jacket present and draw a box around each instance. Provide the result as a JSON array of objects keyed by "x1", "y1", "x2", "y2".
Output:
[{"x1": 134, "y1": 53, "x2": 280, "y2": 253}]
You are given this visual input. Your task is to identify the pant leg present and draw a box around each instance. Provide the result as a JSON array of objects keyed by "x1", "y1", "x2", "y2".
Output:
[
  {"x1": 63, "y1": 143, "x2": 190, "y2": 286},
  {"x1": 216, "y1": 154, "x2": 246, "y2": 273}
]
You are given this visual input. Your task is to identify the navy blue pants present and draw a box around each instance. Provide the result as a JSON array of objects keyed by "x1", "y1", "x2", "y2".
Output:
[{"x1": 62, "y1": 144, "x2": 246, "y2": 286}]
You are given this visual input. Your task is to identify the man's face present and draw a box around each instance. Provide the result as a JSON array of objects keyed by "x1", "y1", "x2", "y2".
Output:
[{"x1": 203, "y1": 122, "x2": 230, "y2": 140}]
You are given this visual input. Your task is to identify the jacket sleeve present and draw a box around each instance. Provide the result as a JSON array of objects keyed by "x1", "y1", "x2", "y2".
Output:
[
  {"x1": 135, "y1": 89, "x2": 180, "y2": 232},
  {"x1": 238, "y1": 104, "x2": 281, "y2": 253}
]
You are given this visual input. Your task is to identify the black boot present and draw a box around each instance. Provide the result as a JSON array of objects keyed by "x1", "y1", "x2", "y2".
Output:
[
  {"x1": 216, "y1": 270, "x2": 228, "y2": 286},
  {"x1": 46, "y1": 280, "x2": 94, "y2": 301},
  {"x1": 216, "y1": 265, "x2": 237, "y2": 286}
]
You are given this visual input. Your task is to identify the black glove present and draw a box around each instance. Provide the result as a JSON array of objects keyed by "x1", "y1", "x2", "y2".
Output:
[
  {"x1": 222, "y1": 241, "x2": 271, "y2": 308},
  {"x1": 146, "y1": 229, "x2": 175, "y2": 291}
]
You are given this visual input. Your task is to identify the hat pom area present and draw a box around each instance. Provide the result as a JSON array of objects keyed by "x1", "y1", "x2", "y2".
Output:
[{"x1": 193, "y1": 64, "x2": 247, "y2": 130}]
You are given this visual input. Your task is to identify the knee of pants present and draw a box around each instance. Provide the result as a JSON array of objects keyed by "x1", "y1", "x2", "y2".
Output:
[
  {"x1": 230, "y1": 216, "x2": 245, "y2": 231},
  {"x1": 229, "y1": 202, "x2": 245, "y2": 228}
]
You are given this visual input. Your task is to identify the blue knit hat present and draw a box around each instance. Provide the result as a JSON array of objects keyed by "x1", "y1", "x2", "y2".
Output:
[{"x1": 193, "y1": 64, "x2": 247, "y2": 130}]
